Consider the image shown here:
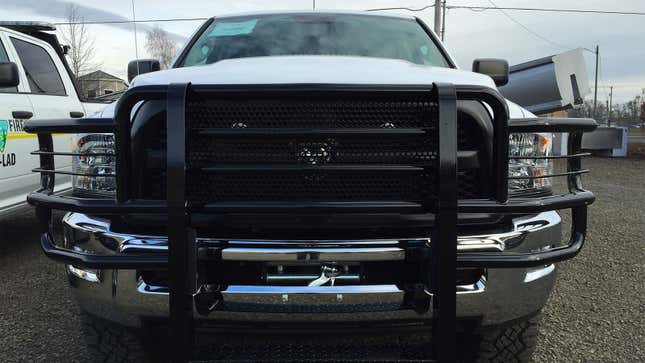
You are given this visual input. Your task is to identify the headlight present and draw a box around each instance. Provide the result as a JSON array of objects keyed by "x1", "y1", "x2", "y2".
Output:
[
  {"x1": 72, "y1": 134, "x2": 116, "y2": 197},
  {"x1": 508, "y1": 132, "x2": 553, "y2": 196}
]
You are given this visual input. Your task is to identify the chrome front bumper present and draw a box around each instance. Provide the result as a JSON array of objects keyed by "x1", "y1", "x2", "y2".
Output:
[{"x1": 63, "y1": 212, "x2": 561, "y2": 328}]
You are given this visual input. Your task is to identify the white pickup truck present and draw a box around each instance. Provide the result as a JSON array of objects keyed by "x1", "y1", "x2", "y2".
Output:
[
  {"x1": 19, "y1": 11, "x2": 597, "y2": 363},
  {"x1": 0, "y1": 22, "x2": 108, "y2": 217}
]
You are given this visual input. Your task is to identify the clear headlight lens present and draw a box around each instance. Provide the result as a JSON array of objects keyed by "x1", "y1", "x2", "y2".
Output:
[
  {"x1": 508, "y1": 133, "x2": 553, "y2": 195},
  {"x1": 72, "y1": 134, "x2": 116, "y2": 197},
  {"x1": 69, "y1": 133, "x2": 552, "y2": 197}
]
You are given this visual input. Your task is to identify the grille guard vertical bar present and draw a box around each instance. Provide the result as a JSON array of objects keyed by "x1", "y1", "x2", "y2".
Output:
[
  {"x1": 455, "y1": 86, "x2": 510, "y2": 202},
  {"x1": 166, "y1": 83, "x2": 194, "y2": 363},
  {"x1": 113, "y1": 85, "x2": 169, "y2": 203},
  {"x1": 35, "y1": 133, "x2": 55, "y2": 233},
  {"x1": 432, "y1": 83, "x2": 458, "y2": 362}
]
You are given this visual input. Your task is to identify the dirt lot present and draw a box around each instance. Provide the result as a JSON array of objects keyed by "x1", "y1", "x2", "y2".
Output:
[{"x1": 0, "y1": 157, "x2": 643, "y2": 362}]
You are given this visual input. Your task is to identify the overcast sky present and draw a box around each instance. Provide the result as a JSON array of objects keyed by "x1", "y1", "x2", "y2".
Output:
[{"x1": 2, "y1": 0, "x2": 644, "y2": 103}]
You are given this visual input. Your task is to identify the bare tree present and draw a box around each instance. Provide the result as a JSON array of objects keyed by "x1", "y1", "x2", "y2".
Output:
[
  {"x1": 59, "y1": 4, "x2": 99, "y2": 78},
  {"x1": 145, "y1": 26, "x2": 178, "y2": 69}
]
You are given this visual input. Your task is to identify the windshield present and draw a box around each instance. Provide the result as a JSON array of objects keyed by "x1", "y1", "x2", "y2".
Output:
[{"x1": 180, "y1": 14, "x2": 450, "y2": 67}]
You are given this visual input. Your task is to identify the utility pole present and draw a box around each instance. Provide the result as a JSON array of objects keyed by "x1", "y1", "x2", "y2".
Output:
[
  {"x1": 131, "y1": 0, "x2": 140, "y2": 75},
  {"x1": 641, "y1": 88, "x2": 645, "y2": 124},
  {"x1": 434, "y1": 0, "x2": 443, "y2": 37},
  {"x1": 593, "y1": 45, "x2": 599, "y2": 118},
  {"x1": 608, "y1": 86, "x2": 613, "y2": 127},
  {"x1": 441, "y1": 0, "x2": 447, "y2": 40}
]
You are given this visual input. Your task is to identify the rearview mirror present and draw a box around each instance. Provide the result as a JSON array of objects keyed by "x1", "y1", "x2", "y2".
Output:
[
  {"x1": 127, "y1": 59, "x2": 161, "y2": 83},
  {"x1": 0, "y1": 62, "x2": 19, "y2": 87},
  {"x1": 472, "y1": 58, "x2": 509, "y2": 87}
]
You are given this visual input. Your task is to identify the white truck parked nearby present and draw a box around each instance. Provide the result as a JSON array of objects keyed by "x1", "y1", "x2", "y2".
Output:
[{"x1": 0, "y1": 22, "x2": 108, "y2": 217}]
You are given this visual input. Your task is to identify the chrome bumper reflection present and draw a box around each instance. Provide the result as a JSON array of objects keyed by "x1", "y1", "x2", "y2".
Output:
[
  {"x1": 221, "y1": 246, "x2": 405, "y2": 262},
  {"x1": 62, "y1": 210, "x2": 561, "y2": 261},
  {"x1": 221, "y1": 285, "x2": 404, "y2": 313},
  {"x1": 63, "y1": 212, "x2": 561, "y2": 327}
]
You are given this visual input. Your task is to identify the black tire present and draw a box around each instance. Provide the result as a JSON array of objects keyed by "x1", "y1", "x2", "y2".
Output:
[
  {"x1": 80, "y1": 310, "x2": 149, "y2": 363},
  {"x1": 460, "y1": 313, "x2": 541, "y2": 363}
]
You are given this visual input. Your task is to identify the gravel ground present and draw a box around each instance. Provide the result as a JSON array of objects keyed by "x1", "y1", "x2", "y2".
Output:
[
  {"x1": 532, "y1": 157, "x2": 645, "y2": 363},
  {"x1": 0, "y1": 209, "x2": 91, "y2": 362},
  {"x1": 0, "y1": 157, "x2": 643, "y2": 362}
]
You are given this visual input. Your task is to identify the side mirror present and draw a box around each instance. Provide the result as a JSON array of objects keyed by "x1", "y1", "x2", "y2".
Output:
[
  {"x1": 472, "y1": 58, "x2": 509, "y2": 87},
  {"x1": 127, "y1": 59, "x2": 161, "y2": 83},
  {"x1": 0, "y1": 62, "x2": 19, "y2": 88}
]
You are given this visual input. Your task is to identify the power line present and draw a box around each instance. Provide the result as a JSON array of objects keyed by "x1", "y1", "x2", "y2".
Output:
[
  {"x1": 365, "y1": 4, "x2": 435, "y2": 12},
  {"x1": 52, "y1": 17, "x2": 208, "y2": 26},
  {"x1": 46, "y1": 4, "x2": 645, "y2": 27},
  {"x1": 599, "y1": 85, "x2": 645, "y2": 89},
  {"x1": 447, "y1": 5, "x2": 645, "y2": 16},
  {"x1": 484, "y1": 0, "x2": 574, "y2": 50}
]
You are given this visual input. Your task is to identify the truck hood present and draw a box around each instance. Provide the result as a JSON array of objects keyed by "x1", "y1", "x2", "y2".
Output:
[
  {"x1": 98, "y1": 56, "x2": 529, "y2": 118},
  {"x1": 132, "y1": 56, "x2": 496, "y2": 88}
]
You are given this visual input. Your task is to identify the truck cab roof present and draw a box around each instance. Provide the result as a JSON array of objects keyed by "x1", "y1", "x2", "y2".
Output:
[
  {"x1": 0, "y1": 21, "x2": 57, "y2": 34},
  {"x1": 213, "y1": 9, "x2": 417, "y2": 21}
]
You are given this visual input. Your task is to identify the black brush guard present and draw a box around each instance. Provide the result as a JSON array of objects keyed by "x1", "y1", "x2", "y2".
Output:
[{"x1": 24, "y1": 83, "x2": 596, "y2": 362}]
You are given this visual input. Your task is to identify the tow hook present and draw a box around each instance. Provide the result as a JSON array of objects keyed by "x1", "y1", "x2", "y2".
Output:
[
  {"x1": 411, "y1": 285, "x2": 432, "y2": 314},
  {"x1": 308, "y1": 265, "x2": 341, "y2": 287},
  {"x1": 194, "y1": 284, "x2": 222, "y2": 315}
]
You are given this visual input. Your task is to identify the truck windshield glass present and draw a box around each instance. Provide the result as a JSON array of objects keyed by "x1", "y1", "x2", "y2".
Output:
[{"x1": 181, "y1": 14, "x2": 449, "y2": 67}]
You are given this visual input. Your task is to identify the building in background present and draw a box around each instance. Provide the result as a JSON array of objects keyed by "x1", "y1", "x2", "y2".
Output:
[{"x1": 77, "y1": 70, "x2": 127, "y2": 99}]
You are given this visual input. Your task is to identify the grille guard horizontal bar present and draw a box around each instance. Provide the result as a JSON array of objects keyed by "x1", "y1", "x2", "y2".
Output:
[
  {"x1": 508, "y1": 117, "x2": 597, "y2": 133},
  {"x1": 23, "y1": 117, "x2": 114, "y2": 133},
  {"x1": 27, "y1": 190, "x2": 594, "y2": 215},
  {"x1": 38, "y1": 220, "x2": 586, "y2": 269},
  {"x1": 23, "y1": 116, "x2": 598, "y2": 136},
  {"x1": 24, "y1": 117, "x2": 598, "y2": 135}
]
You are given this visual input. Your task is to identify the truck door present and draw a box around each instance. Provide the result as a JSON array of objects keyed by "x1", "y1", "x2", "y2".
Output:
[
  {"x1": 9, "y1": 34, "x2": 85, "y2": 119},
  {"x1": 0, "y1": 31, "x2": 37, "y2": 211},
  {"x1": 3, "y1": 32, "x2": 78, "y2": 206}
]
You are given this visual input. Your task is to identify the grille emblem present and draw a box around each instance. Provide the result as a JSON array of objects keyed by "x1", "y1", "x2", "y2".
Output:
[{"x1": 297, "y1": 142, "x2": 331, "y2": 165}]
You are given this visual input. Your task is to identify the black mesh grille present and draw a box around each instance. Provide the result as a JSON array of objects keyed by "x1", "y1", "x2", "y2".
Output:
[
  {"x1": 144, "y1": 170, "x2": 478, "y2": 201},
  {"x1": 189, "y1": 135, "x2": 437, "y2": 167},
  {"x1": 141, "y1": 92, "x2": 487, "y2": 204},
  {"x1": 188, "y1": 170, "x2": 435, "y2": 203},
  {"x1": 188, "y1": 94, "x2": 437, "y2": 129}
]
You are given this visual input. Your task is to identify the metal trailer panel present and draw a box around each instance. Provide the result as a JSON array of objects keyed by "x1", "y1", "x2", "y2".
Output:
[{"x1": 500, "y1": 48, "x2": 590, "y2": 115}]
